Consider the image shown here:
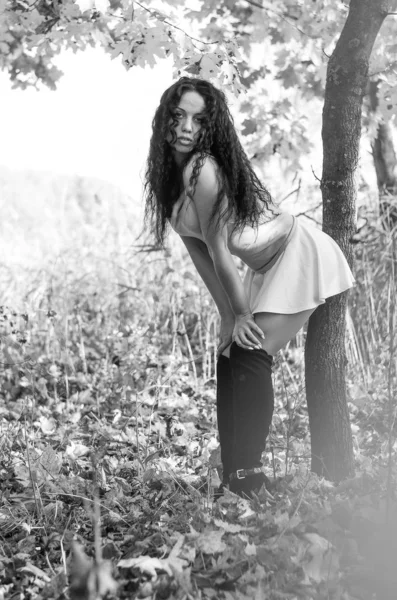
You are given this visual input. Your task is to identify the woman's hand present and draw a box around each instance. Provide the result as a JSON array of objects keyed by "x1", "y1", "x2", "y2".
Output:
[
  {"x1": 233, "y1": 313, "x2": 265, "y2": 351},
  {"x1": 217, "y1": 315, "x2": 234, "y2": 358}
]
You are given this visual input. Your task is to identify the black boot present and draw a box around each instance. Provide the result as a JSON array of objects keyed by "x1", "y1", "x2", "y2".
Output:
[
  {"x1": 228, "y1": 342, "x2": 274, "y2": 498},
  {"x1": 216, "y1": 355, "x2": 234, "y2": 486}
]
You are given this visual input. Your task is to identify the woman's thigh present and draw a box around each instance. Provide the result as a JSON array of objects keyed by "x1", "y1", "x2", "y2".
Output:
[
  {"x1": 221, "y1": 308, "x2": 316, "y2": 358},
  {"x1": 254, "y1": 309, "x2": 316, "y2": 356}
]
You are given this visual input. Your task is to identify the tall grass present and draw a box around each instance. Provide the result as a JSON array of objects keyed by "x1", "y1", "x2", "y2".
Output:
[
  {"x1": 0, "y1": 167, "x2": 395, "y2": 469},
  {"x1": 348, "y1": 215, "x2": 397, "y2": 387},
  {"x1": 2, "y1": 167, "x2": 396, "y2": 600},
  {"x1": 0, "y1": 168, "x2": 219, "y2": 416}
]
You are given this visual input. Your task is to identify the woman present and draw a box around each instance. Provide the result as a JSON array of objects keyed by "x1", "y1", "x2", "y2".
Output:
[{"x1": 144, "y1": 77, "x2": 355, "y2": 498}]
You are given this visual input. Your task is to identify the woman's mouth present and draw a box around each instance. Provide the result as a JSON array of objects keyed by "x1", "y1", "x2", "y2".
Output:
[{"x1": 177, "y1": 137, "x2": 194, "y2": 146}]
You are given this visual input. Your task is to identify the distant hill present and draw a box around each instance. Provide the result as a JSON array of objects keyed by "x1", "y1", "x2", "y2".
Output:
[
  {"x1": 0, "y1": 164, "x2": 142, "y2": 227},
  {"x1": 0, "y1": 165, "x2": 144, "y2": 278}
]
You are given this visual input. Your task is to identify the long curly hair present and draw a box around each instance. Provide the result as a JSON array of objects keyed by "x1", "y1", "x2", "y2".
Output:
[{"x1": 144, "y1": 77, "x2": 278, "y2": 246}]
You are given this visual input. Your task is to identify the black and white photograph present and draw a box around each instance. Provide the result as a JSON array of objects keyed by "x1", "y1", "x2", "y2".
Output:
[{"x1": 0, "y1": 1, "x2": 396, "y2": 598}]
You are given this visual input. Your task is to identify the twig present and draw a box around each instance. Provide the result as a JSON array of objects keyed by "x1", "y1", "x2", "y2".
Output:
[
  {"x1": 280, "y1": 184, "x2": 301, "y2": 203},
  {"x1": 44, "y1": 492, "x2": 131, "y2": 526},
  {"x1": 76, "y1": 314, "x2": 88, "y2": 377},
  {"x1": 385, "y1": 233, "x2": 396, "y2": 525},
  {"x1": 244, "y1": 0, "x2": 318, "y2": 40},
  {"x1": 295, "y1": 201, "x2": 322, "y2": 216},
  {"x1": 295, "y1": 212, "x2": 322, "y2": 226},
  {"x1": 23, "y1": 417, "x2": 41, "y2": 519},
  {"x1": 117, "y1": 283, "x2": 141, "y2": 292},
  {"x1": 295, "y1": 202, "x2": 322, "y2": 220},
  {"x1": 131, "y1": 243, "x2": 163, "y2": 252},
  {"x1": 93, "y1": 491, "x2": 102, "y2": 565},
  {"x1": 63, "y1": 316, "x2": 70, "y2": 410},
  {"x1": 311, "y1": 164, "x2": 322, "y2": 183},
  {"x1": 89, "y1": 457, "x2": 102, "y2": 563},
  {"x1": 133, "y1": 0, "x2": 218, "y2": 46},
  {"x1": 45, "y1": 552, "x2": 57, "y2": 576},
  {"x1": 134, "y1": 392, "x2": 142, "y2": 476},
  {"x1": 180, "y1": 312, "x2": 198, "y2": 388},
  {"x1": 245, "y1": 0, "x2": 266, "y2": 7},
  {"x1": 60, "y1": 513, "x2": 72, "y2": 579}
]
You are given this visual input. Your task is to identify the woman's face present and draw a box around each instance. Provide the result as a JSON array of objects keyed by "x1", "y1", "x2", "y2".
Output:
[{"x1": 167, "y1": 90, "x2": 206, "y2": 162}]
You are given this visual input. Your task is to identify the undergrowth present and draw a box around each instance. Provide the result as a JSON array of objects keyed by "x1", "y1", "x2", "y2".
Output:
[{"x1": 0, "y1": 178, "x2": 396, "y2": 600}]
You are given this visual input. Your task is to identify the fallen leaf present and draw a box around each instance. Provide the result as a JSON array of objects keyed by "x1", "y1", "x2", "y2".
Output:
[
  {"x1": 302, "y1": 533, "x2": 339, "y2": 583},
  {"x1": 119, "y1": 536, "x2": 191, "y2": 588},
  {"x1": 39, "y1": 446, "x2": 62, "y2": 479},
  {"x1": 167, "y1": 534, "x2": 189, "y2": 575},
  {"x1": 244, "y1": 542, "x2": 257, "y2": 556},
  {"x1": 39, "y1": 416, "x2": 57, "y2": 434},
  {"x1": 118, "y1": 556, "x2": 172, "y2": 578},
  {"x1": 102, "y1": 542, "x2": 121, "y2": 560},
  {"x1": 69, "y1": 542, "x2": 117, "y2": 600},
  {"x1": 274, "y1": 510, "x2": 290, "y2": 528},
  {"x1": 213, "y1": 519, "x2": 243, "y2": 533},
  {"x1": 40, "y1": 571, "x2": 67, "y2": 600},
  {"x1": 195, "y1": 529, "x2": 226, "y2": 555},
  {"x1": 208, "y1": 445, "x2": 221, "y2": 468},
  {"x1": 20, "y1": 562, "x2": 51, "y2": 582},
  {"x1": 66, "y1": 442, "x2": 90, "y2": 460}
]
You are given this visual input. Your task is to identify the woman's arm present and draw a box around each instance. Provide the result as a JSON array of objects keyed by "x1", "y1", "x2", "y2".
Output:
[
  {"x1": 180, "y1": 235, "x2": 235, "y2": 355},
  {"x1": 180, "y1": 235, "x2": 234, "y2": 320},
  {"x1": 183, "y1": 156, "x2": 264, "y2": 350},
  {"x1": 183, "y1": 157, "x2": 250, "y2": 316}
]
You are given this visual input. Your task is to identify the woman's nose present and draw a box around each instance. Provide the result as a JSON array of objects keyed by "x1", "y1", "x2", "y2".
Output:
[{"x1": 182, "y1": 117, "x2": 193, "y2": 132}]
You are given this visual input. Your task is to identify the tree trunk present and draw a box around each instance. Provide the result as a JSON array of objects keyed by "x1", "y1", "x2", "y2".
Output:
[
  {"x1": 369, "y1": 79, "x2": 397, "y2": 228},
  {"x1": 305, "y1": 0, "x2": 389, "y2": 481}
]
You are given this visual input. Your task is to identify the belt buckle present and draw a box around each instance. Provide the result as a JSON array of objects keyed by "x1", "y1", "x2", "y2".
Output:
[{"x1": 236, "y1": 469, "x2": 245, "y2": 480}]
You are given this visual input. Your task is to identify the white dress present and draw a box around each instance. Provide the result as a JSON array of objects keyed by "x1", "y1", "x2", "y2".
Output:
[{"x1": 169, "y1": 192, "x2": 355, "y2": 314}]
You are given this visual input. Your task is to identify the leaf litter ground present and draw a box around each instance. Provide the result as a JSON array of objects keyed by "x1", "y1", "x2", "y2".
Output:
[{"x1": 1, "y1": 307, "x2": 397, "y2": 600}]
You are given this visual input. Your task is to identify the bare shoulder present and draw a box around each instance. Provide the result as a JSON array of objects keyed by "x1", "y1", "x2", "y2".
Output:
[
  {"x1": 182, "y1": 153, "x2": 220, "y2": 194},
  {"x1": 181, "y1": 154, "x2": 227, "y2": 240}
]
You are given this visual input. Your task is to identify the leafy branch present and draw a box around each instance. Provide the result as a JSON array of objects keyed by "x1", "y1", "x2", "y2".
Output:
[
  {"x1": 243, "y1": 0, "x2": 319, "y2": 40},
  {"x1": 133, "y1": 0, "x2": 219, "y2": 46}
]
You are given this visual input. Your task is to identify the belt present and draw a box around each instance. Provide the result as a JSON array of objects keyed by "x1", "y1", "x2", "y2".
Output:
[{"x1": 255, "y1": 216, "x2": 297, "y2": 274}]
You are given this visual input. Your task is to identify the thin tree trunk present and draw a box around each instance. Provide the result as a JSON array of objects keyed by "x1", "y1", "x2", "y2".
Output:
[
  {"x1": 305, "y1": 0, "x2": 389, "y2": 481},
  {"x1": 369, "y1": 79, "x2": 397, "y2": 228}
]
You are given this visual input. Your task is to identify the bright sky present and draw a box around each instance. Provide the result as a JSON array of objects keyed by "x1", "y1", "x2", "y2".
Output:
[
  {"x1": 0, "y1": 46, "x2": 318, "y2": 206},
  {"x1": 0, "y1": 44, "x2": 378, "y2": 206},
  {"x1": 0, "y1": 47, "x2": 174, "y2": 198}
]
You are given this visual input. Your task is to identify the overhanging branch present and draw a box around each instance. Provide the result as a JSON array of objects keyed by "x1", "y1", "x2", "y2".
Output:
[
  {"x1": 243, "y1": 0, "x2": 320, "y2": 40},
  {"x1": 133, "y1": 0, "x2": 219, "y2": 46}
]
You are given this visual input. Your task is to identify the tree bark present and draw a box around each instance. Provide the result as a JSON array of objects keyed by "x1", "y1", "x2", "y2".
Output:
[
  {"x1": 305, "y1": 0, "x2": 389, "y2": 481},
  {"x1": 369, "y1": 79, "x2": 397, "y2": 228}
]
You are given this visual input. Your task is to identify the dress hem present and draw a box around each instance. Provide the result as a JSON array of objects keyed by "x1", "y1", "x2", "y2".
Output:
[{"x1": 250, "y1": 282, "x2": 355, "y2": 315}]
